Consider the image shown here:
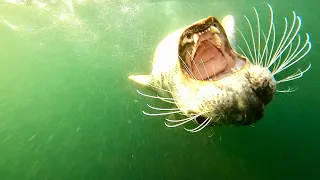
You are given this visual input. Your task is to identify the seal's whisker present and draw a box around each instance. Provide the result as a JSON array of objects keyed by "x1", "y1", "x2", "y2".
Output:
[
  {"x1": 179, "y1": 54, "x2": 197, "y2": 80},
  {"x1": 146, "y1": 104, "x2": 179, "y2": 111},
  {"x1": 261, "y1": 31, "x2": 268, "y2": 67},
  {"x1": 244, "y1": 14, "x2": 258, "y2": 64},
  {"x1": 136, "y1": 90, "x2": 175, "y2": 104},
  {"x1": 200, "y1": 58, "x2": 211, "y2": 80},
  {"x1": 259, "y1": 4, "x2": 274, "y2": 67},
  {"x1": 265, "y1": 23, "x2": 276, "y2": 64},
  {"x1": 188, "y1": 51, "x2": 204, "y2": 80},
  {"x1": 212, "y1": 62, "x2": 217, "y2": 80},
  {"x1": 272, "y1": 34, "x2": 311, "y2": 76},
  {"x1": 237, "y1": 45, "x2": 248, "y2": 58},
  {"x1": 267, "y1": 17, "x2": 289, "y2": 68},
  {"x1": 282, "y1": 35, "x2": 297, "y2": 62},
  {"x1": 192, "y1": 118, "x2": 199, "y2": 124},
  {"x1": 165, "y1": 115, "x2": 202, "y2": 127},
  {"x1": 253, "y1": 7, "x2": 261, "y2": 65},
  {"x1": 277, "y1": 86, "x2": 299, "y2": 93},
  {"x1": 267, "y1": 23, "x2": 276, "y2": 67},
  {"x1": 261, "y1": 22, "x2": 276, "y2": 68},
  {"x1": 276, "y1": 63, "x2": 311, "y2": 83},
  {"x1": 143, "y1": 110, "x2": 181, "y2": 116},
  {"x1": 166, "y1": 115, "x2": 198, "y2": 123},
  {"x1": 268, "y1": 12, "x2": 300, "y2": 70},
  {"x1": 273, "y1": 40, "x2": 293, "y2": 72},
  {"x1": 136, "y1": 90, "x2": 173, "y2": 100},
  {"x1": 184, "y1": 117, "x2": 213, "y2": 133},
  {"x1": 244, "y1": 5, "x2": 313, "y2": 82},
  {"x1": 237, "y1": 28, "x2": 255, "y2": 64},
  {"x1": 193, "y1": 61, "x2": 204, "y2": 81},
  {"x1": 273, "y1": 56, "x2": 283, "y2": 74}
]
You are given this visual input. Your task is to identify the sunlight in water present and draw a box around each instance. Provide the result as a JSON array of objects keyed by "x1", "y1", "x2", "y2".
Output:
[
  {"x1": 1, "y1": 0, "x2": 100, "y2": 48},
  {"x1": 1, "y1": 0, "x2": 85, "y2": 31},
  {"x1": 1, "y1": 18, "x2": 18, "y2": 31}
]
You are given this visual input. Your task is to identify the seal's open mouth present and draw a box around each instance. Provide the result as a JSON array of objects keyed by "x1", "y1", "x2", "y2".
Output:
[{"x1": 179, "y1": 16, "x2": 246, "y2": 80}]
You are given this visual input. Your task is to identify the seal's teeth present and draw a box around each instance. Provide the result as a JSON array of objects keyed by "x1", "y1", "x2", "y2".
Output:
[
  {"x1": 193, "y1": 34, "x2": 199, "y2": 43},
  {"x1": 210, "y1": 26, "x2": 220, "y2": 34},
  {"x1": 213, "y1": 34, "x2": 222, "y2": 49}
]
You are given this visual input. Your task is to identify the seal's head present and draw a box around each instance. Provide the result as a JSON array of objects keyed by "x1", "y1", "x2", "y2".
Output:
[{"x1": 177, "y1": 15, "x2": 281, "y2": 107}]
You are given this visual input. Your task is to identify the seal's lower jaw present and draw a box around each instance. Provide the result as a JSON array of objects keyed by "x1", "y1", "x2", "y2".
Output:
[{"x1": 181, "y1": 23, "x2": 245, "y2": 81}]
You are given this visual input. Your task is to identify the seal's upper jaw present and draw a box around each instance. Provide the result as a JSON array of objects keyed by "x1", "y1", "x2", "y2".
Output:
[{"x1": 178, "y1": 16, "x2": 246, "y2": 81}]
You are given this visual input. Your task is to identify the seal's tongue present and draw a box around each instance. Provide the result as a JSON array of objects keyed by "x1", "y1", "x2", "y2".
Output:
[{"x1": 190, "y1": 32, "x2": 228, "y2": 80}]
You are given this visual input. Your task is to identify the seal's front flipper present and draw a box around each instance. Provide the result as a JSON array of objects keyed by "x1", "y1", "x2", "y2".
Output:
[
  {"x1": 221, "y1": 15, "x2": 236, "y2": 49},
  {"x1": 128, "y1": 75, "x2": 151, "y2": 86}
]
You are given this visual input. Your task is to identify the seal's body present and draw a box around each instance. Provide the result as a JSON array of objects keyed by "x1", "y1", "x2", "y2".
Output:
[{"x1": 129, "y1": 5, "x2": 311, "y2": 132}]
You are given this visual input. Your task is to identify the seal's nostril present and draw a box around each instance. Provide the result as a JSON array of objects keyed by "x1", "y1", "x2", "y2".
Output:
[{"x1": 263, "y1": 79, "x2": 268, "y2": 88}]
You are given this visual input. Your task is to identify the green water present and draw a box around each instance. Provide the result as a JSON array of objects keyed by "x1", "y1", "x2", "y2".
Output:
[{"x1": 0, "y1": 0, "x2": 319, "y2": 179}]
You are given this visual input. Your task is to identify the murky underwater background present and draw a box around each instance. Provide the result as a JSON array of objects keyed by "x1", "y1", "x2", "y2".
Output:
[{"x1": 0, "y1": 0, "x2": 319, "y2": 179}]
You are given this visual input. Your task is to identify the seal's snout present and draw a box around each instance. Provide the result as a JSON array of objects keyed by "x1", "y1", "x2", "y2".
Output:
[
  {"x1": 262, "y1": 78, "x2": 269, "y2": 88},
  {"x1": 247, "y1": 65, "x2": 277, "y2": 105}
]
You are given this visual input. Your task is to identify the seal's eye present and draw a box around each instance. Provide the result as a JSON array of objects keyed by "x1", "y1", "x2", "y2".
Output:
[{"x1": 213, "y1": 23, "x2": 217, "y2": 27}]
